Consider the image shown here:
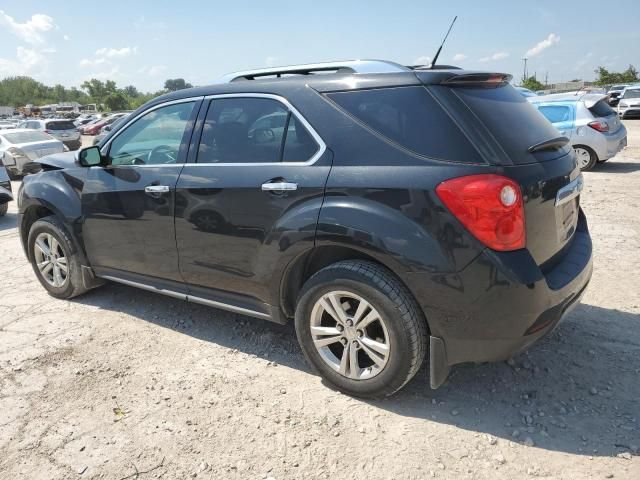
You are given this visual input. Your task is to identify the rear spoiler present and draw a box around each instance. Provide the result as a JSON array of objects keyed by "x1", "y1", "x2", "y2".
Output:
[
  {"x1": 440, "y1": 72, "x2": 512, "y2": 87},
  {"x1": 528, "y1": 136, "x2": 570, "y2": 153}
]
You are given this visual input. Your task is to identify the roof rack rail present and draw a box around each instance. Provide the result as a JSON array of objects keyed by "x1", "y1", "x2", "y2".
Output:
[{"x1": 217, "y1": 60, "x2": 410, "y2": 83}]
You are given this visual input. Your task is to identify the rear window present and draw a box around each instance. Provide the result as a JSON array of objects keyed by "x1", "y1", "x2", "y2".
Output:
[
  {"x1": 326, "y1": 86, "x2": 481, "y2": 163},
  {"x1": 451, "y1": 85, "x2": 564, "y2": 164},
  {"x1": 588, "y1": 100, "x2": 615, "y2": 118},
  {"x1": 46, "y1": 121, "x2": 76, "y2": 130},
  {"x1": 3, "y1": 131, "x2": 53, "y2": 143}
]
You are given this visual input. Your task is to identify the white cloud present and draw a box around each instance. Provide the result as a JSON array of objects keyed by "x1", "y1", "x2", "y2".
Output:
[
  {"x1": 478, "y1": 52, "x2": 509, "y2": 63},
  {"x1": 452, "y1": 53, "x2": 466, "y2": 62},
  {"x1": 413, "y1": 56, "x2": 431, "y2": 66},
  {"x1": 138, "y1": 65, "x2": 167, "y2": 76},
  {"x1": 525, "y1": 33, "x2": 560, "y2": 58},
  {"x1": 95, "y1": 46, "x2": 138, "y2": 58},
  {"x1": 79, "y1": 57, "x2": 107, "y2": 67},
  {"x1": 265, "y1": 56, "x2": 278, "y2": 67},
  {"x1": 63, "y1": 34, "x2": 70, "y2": 41},
  {"x1": 0, "y1": 47, "x2": 46, "y2": 75},
  {"x1": 0, "y1": 10, "x2": 54, "y2": 44},
  {"x1": 86, "y1": 66, "x2": 120, "y2": 80}
]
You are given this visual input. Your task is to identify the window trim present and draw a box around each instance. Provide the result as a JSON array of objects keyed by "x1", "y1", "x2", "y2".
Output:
[{"x1": 193, "y1": 93, "x2": 326, "y2": 166}]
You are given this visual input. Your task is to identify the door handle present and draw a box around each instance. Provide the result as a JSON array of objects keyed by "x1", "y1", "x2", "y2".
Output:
[
  {"x1": 261, "y1": 182, "x2": 298, "y2": 192},
  {"x1": 145, "y1": 185, "x2": 170, "y2": 194}
]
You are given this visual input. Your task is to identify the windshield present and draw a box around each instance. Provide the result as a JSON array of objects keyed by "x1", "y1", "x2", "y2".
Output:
[
  {"x1": 622, "y1": 89, "x2": 640, "y2": 99},
  {"x1": 2, "y1": 131, "x2": 53, "y2": 143}
]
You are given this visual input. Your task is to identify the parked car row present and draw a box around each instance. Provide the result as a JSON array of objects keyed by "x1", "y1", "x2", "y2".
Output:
[
  {"x1": 78, "y1": 112, "x2": 131, "y2": 135},
  {"x1": 616, "y1": 85, "x2": 640, "y2": 119}
]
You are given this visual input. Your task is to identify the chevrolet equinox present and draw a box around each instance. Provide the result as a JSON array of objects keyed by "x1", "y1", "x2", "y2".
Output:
[{"x1": 17, "y1": 60, "x2": 593, "y2": 397}]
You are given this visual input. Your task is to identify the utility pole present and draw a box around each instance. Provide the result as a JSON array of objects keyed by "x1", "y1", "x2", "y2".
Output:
[
  {"x1": 545, "y1": 71, "x2": 548, "y2": 86},
  {"x1": 522, "y1": 58, "x2": 528, "y2": 82}
]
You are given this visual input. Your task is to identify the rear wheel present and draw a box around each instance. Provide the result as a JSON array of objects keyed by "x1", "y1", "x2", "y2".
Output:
[
  {"x1": 295, "y1": 260, "x2": 427, "y2": 398},
  {"x1": 573, "y1": 145, "x2": 597, "y2": 171},
  {"x1": 27, "y1": 216, "x2": 88, "y2": 299},
  {"x1": 0, "y1": 203, "x2": 7, "y2": 217}
]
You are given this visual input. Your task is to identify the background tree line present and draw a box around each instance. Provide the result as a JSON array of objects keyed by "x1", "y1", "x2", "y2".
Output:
[
  {"x1": 0, "y1": 76, "x2": 194, "y2": 112},
  {"x1": 520, "y1": 64, "x2": 638, "y2": 91}
]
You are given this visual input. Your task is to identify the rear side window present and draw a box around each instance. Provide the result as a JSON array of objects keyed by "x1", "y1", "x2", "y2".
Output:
[
  {"x1": 46, "y1": 121, "x2": 76, "y2": 130},
  {"x1": 327, "y1": 86, "x2": 481, "y2": 163},
  {"x1": 538, "y1": 105, "x2": 572, "y2": 123},
  {"x1": 197, "y1": 97, "x2": 319, "y2": 164},
  {"x1": 451, "y1": 85, "x2": 563, "y2": 164},
  {"x1": 588, "y1": 100, "x2": 615, "y2": 118}
]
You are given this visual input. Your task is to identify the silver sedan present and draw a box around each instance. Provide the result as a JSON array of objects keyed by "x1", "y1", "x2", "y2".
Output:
[{"x1": 0, "y1": 129, "x2": 65, "y2": 178}]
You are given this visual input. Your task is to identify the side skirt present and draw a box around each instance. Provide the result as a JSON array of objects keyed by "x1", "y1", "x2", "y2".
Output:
[{"x1": 94, "y1": 268, "x2": 277, "y2": 322}]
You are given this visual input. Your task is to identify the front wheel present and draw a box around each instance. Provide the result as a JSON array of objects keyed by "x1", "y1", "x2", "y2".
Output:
[
  {"x1": 573, "y1": 145, "x2": 598, "y2": 171},
  {"x1": 295, "y1": 260, "x2": 428, "y2": 398},
  {"x1": 27, "y1": 216, "x2": 88, "y2": 299}
]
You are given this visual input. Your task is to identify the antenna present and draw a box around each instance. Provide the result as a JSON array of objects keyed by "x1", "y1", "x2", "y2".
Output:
[{"x1": 430, "y1": 16, "x2": 458, "y2": 69}]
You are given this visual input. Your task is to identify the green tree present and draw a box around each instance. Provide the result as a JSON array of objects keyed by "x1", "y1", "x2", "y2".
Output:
[
  {"x1": 164, "y1": 78, "x2": 193, "y2": 91},
  {"x1": 123, "y1": 85, "x2": 140, "y2": 98},
  {"x1": 594, "y1": 65, "x2": 639, "y2": 86},
  {"x1": 81, "y1": 79, "x2": 109, "y2": 106},
  {"x1": 104, "y1": 91, "x2": 130, "y2": 111},
  {"x1": 521, "y1": 75, "x2": 545, "y2": 91}
]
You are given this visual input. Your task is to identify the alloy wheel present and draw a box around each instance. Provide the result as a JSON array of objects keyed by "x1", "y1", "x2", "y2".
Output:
[
  {"x1": 310, "y1": 290, "x2": 390, "y2": 380},
  {"x1": 33, "y1": 232, "x2": 68, "y2": 288}
]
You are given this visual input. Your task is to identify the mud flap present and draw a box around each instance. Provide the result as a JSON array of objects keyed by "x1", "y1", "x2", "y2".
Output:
[
  {"x1": 429, "y1": 336, "x2": 450, "y2": 389},
  {"x1": 82, "y1": 265, "x2": 105, "y2": 290}
]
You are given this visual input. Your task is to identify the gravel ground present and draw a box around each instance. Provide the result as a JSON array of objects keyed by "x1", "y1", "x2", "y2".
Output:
[{"x1": 1, "y1": 128, "x2": 639, "y2": 480}]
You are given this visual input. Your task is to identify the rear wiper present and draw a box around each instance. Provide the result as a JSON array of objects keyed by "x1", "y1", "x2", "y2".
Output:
[{"x1": 527, "y1": 136, "x2": 570, "y2": 153}]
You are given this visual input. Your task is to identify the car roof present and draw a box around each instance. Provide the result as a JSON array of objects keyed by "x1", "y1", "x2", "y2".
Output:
[{"x1": 528, "y1": 92, "x2": 607, "y2": 105}]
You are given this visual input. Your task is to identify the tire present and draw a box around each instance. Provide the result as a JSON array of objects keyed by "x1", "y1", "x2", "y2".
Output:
[
  {"x1": 0, "y1": 202, "x2": 7, "y2": 217},
  {"x1": 295, "y1": 260, "x2": 428, "y2": 398},
  {"x1": 573, "y1": 145, "x2": 598, "y2": 171},
  {"x1": 27, "y1": 216, "x2": 88, "y2": 299}
]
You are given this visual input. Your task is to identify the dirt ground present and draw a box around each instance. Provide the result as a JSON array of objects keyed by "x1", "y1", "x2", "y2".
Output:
[{"x1": 1, "y1": 126, "x2": 639, "y2": 480}]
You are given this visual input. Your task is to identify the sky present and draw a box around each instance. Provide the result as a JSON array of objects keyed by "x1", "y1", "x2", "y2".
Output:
[{"x1": 0, "y1": 0, "x2": 639, "y2": 92}]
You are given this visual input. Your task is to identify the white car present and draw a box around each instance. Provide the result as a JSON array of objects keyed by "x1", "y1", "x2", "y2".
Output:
[
  {"x1": 617, "y1": 86, "x2": 640, "y2": 119},
  {"x1": 0, "y1": 129, "x2": 65, "y2": 178},
  {"x1": 0, "y1": 120, "x2": 19, "y2": 130}
]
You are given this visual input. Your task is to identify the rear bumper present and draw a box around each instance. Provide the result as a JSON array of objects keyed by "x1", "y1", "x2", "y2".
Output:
[
  {"x1": 404, "y1": 211, "x2": 593, "y2": 387},
  {"x1": 590, "y1": 126, "x2": 627, "y2": 161}
]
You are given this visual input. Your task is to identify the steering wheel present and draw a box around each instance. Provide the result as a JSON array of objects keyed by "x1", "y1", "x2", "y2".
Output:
[{"x1": 148, "y1": 145, "x2": 177, "y2": 164}]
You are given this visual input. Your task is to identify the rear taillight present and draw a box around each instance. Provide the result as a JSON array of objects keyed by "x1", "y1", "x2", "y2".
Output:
[
  {"x1": 436, "y1": 174, "x2": 526, "y2": 251},
  {"x1": 588, "y1": 120, "x2": 609, "y2": 132}
]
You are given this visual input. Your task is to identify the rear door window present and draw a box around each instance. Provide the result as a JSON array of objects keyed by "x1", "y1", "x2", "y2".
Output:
[
  {"x1": 46, "y1": 121, "x2": 76, "y2": 130},
  {"x1": 326, "y1": 86, "x2": 481, "y2": 163},
  {"x1": 197, "y1": 97, "x2": 319, "y2": 164}
]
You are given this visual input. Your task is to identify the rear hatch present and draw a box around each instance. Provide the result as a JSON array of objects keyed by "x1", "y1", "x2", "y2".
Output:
[
  {"x1": 585, "y1": 96, "x2": 622, "y2": 132},
  {"x1": 419, "y1": 72, "x2": 582, "y2": 267},
  {"x1": 46, "y1": 120, "x2": 80, "y2": 141}
]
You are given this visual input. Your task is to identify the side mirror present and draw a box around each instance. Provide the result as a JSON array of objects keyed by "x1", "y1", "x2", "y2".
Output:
[{"x1": 78, "y1": 146, "x2": 103, "y2": 167}]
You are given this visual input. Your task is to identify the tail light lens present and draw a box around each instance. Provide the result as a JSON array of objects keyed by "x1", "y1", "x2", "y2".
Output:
[
  {"x1": 588, "y1": 120, "x2": 609, "y2": 132},
  {"x1": 436, "y1": 174, "x2": 526, "y2": 251}
]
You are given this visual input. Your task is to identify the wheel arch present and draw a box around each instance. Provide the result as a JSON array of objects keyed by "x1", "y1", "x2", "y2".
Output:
[{"x1": 279, "y1": 243, "x2": 429, "y2": 335}]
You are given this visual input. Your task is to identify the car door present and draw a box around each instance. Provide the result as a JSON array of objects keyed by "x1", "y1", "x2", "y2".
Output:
[
  {"x1": 174, "y1": 94, "x2": 331, "y2": 312},
  {"x1": 82, "y1": 97, "x2": 202, "y2": 285}
]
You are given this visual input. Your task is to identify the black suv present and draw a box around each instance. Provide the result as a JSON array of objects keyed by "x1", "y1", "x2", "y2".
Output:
[{"x1": 17, "y1": 60, "x2": 592, "y2": 398}]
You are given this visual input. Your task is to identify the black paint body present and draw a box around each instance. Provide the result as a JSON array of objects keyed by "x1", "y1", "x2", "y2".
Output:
[{"x1": 17, "y1": 69, "x2": 593, "y2": 377}]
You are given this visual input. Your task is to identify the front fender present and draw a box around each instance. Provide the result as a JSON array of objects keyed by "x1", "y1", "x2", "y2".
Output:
[{"x1": 19, "y1": 169, "x2": 88, "y2": 259}]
